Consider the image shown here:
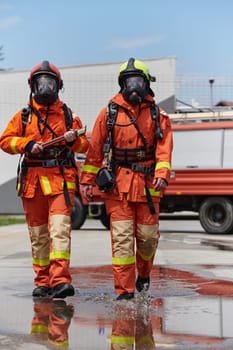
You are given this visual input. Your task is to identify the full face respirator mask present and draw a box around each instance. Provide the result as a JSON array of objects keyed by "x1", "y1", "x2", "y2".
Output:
[
  {"x1": 122, "y1": 76, "x2": 148, "y2": 105},
  {"x1": 33, "y1": 75, "x2": 59, "y2": 105}
]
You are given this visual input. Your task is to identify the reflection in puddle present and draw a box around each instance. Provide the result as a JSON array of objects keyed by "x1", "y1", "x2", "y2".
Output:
[
  {"x1": 2, "y1": 265, "x2": 233, "y2": 349},
  {"x1": 69, "y1": 265, "x2": 233, "y2": 349},
  {"x1": 31, "y1": 298, "x2": 74, "y2": 347},
  {"x1": 201, "y1": 239, "x2": 233, "y2": 251}
]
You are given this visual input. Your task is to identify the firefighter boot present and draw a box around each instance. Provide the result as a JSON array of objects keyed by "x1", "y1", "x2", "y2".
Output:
[
  {"x1": 116, "y1": 292, "x2": 135, "y2": 301},
  {"x1": 136, "y1": 277, "x2": 150, "y2": 292},
  {"x1": 51, "y1": 283, "x2": 75, "y2": 299},
  {"x1": 52, "y1": 300, "x2": 74, "y2": 321},
  {"x1": 32, "y1": 286, "x2": 51, "y2": 298}
]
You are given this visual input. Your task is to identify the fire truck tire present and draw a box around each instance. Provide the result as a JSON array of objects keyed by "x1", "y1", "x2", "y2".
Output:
[
  {"x1": 71, "y1": 195, "x2": 88, "y2": 230},
  {"x1": 199, "y1": 197, "x2": 233, "y2": 234}
]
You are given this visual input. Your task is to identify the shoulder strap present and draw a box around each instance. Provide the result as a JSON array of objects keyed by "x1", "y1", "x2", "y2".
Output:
[
  {"x1": 104, "y1": 102, "x2": 163, "y2": 154},
  {"x1": 103, "y1": 102, "x2": 119, "y2": 154},
  {"x1": 21, "y1": 106, "x2": 31, "y2": 136},
  {"x1": 150, "y1": 104, "x2": 163, "y2": 140},
  {"x1": 21, "y1": 104, "x2": 73, "y2": 137},
  {"x1": 106, "y1": 102, "x2": 118, "y2": 131},
  {"x1": 62, "y1": 103, "x2": 73, "y2": 130}
]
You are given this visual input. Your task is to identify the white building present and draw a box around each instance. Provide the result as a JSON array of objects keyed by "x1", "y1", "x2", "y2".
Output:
[{"x1": 0, "y1": 57, "x2": 176, "y2": 214}]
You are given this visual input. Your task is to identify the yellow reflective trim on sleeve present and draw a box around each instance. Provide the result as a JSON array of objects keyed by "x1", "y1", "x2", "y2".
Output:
[
  {"x1": 143, "y1": 188, "x2": 160, "y2": 197},
  {"x1": 10, "y1": 137, "x2": 20, "y2": 154},
  {"x1": 82, "y1": 164, "x2": 100, "y2": 174},
  {"x1": 155, "y1": 161, "x2": 171, "y2": 170},
  {"x1": 112, "y1": 255, "x2": 136, "y2": 265},
  {"x1": 31, "y1": 325, "x2": 48, "y2": 334},
  {"x1": 75, "y1": 137, "x2": 85, "y2": 153},
  {"x1": 41, "y1": 176, "x2": 52, "y2": 194},
  {"x1": 111, "y1": 335, "x2": 135, "y2": 345},
  {"x1": 50, "y1": 251, "x2": 70, "y2": 260},
  {"x1": 32, "y1": 257, "x2": 50, "y2": 266}
]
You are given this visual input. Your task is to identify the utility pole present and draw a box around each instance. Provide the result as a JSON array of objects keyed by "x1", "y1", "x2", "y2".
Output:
[{"x1": 209, "y1": 78, "x2": 215, "y2": 108}]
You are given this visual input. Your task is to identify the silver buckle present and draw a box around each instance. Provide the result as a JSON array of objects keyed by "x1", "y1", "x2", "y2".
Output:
[{"x1": 136, "y1": 150, "x2": 145, "y2": 160}]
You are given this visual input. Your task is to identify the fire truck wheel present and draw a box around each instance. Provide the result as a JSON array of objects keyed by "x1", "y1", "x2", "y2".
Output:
[
  {"x1": 71, "y1": 195, "x2": 88, "y2": 230},
  {"x1": 199, "y1": 197, "x2": 233, "y2": 234}
]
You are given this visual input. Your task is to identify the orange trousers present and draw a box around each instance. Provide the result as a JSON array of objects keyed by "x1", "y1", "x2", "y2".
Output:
[
  {"x1": 31, "y1": 299, "x2": 74, "y2": 346},
  {"x1": 111, "y1": 308, "x2": 155, "y2": 350},
  {"x1": 105, "y1": 196, "x2": 160, "y2": 295},
  {"x1": 22, "y1": 185, "x2": 74, "y2": 288}
]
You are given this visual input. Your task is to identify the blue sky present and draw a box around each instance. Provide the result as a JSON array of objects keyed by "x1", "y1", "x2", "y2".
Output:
[{"x1": 1, "y1": 0, "x2": 233, "y2": 76}]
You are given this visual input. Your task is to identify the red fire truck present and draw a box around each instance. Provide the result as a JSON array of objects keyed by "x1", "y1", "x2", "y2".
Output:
[{"x1": 72, "y1": 109, "x2": 233, "y2": 234}]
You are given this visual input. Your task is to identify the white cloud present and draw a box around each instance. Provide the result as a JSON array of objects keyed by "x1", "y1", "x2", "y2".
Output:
[
  {"x1": 0, "y1": 15, "x2": 22, "y2": 29},
  {"x1": 108, "y1": 35, "x2": 163, "y2": 49}
]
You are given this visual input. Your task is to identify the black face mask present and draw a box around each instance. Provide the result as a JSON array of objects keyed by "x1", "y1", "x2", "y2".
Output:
[
  {"x1": 33, "y1": 75, "x2": 58, "y2": 105},
  {"x1": 122, "y1": 76, "x2": 148, "y2": 105}
]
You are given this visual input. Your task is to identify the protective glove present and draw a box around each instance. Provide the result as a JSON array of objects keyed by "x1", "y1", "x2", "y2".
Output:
[
  {"x1": 152, "y1": 177, "x2": 167, "y2": 191},
  {"x1": 82, "y1": 184, "x2": 93, "y2": 201}
]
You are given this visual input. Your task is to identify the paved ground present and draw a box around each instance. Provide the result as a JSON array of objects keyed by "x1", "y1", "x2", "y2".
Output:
[{"x1": 1, "y1": 218, "x2": 233, "y2": 349}]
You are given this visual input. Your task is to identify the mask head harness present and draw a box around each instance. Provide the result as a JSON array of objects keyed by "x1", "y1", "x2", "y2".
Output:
[
  {"x1": 28, "y1": 60, "x2": 63, "y2": 105},
  {"x1": 118, "y1": 57, "x2": 155, "y2": 105}
]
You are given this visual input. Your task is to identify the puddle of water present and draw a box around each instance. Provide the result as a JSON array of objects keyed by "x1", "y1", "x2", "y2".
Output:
[
  {"x1": 201, "y1": 239, "x2": 233, "y2": 252},
  {"x1": 2, "y1": 265, "x2": 233, "y2": 349}
]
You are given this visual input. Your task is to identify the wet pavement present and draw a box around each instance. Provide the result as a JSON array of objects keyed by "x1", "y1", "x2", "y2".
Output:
[{"x1": 1, "y1": 218, "x2": 233, "y2": 349}]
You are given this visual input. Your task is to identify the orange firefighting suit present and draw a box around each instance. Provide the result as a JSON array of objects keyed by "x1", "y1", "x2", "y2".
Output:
[
  {"x1": 0, "y1": 97, "x2": 89, "y2": 288},
  {"x1": 31, "y1": 299, "x2": 74, "y2": 346},
  {"x1": 111, "y1": 307, "x2": 155, "y2": 350},
  {"x1": 80, "y1": 93, "x2": 173, "y2": 295}
]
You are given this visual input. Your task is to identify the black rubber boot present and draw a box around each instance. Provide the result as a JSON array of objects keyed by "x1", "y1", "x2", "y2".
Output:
[
  {"x1": 51, "y1": 283, "x2": 75, "y2": 299},
  {"x1": 136, "y1": 276, "x2": 150, "y2": 292},
  {"x1": 32, "y1": 286, "x2": 51, "y2": 297},
  {"x1": 116, "y1": 292, "x2": 135, "y2": 301},
  {"x1": 52, "y1": 300, "x2": 74, "y2": 321}
]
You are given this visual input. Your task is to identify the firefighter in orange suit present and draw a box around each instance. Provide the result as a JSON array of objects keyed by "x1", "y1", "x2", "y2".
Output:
[
  {"x1": 80, "y1": 58, "x2": 173, "y2": 300},
  {"x1": 0, "y1": 60, "x2": 89, "y2": 298},
  {"x1": 111, "y1": 308, "x2": 155, "y2": 350},
  {"x1": 31, "y1": 299, "x2": 74, "y2": 347}
]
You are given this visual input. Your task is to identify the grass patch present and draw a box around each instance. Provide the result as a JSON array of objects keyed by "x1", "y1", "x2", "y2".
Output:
[{"x1": 0, "y1": 216, "x2": 26, "y2": 226}]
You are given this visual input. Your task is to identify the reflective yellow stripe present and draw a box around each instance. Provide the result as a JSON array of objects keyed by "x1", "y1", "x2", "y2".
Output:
[
  {"x1": 143, "y1": 188, "x2": 160, "y2": 196},
  {"x1": 155, "y1": 161, "x2": 171, "y2": 170},
  {"x1": 82, "y1": 164, "x2": 100, "y2": 174},
  {"x1": 32, "y1": 257, "x2": 50, "y2": 266},
  {"x1": 16, "y1": 182, "x2": 22, "y2": 192},
  {"x1": 41, "y1": 176, "x2": 52, "y2": 194},
  {"x1": 50, "y1": 251, "x2": 70, "y2": 260},
  {"x1": 75, "y1": 137, "x2": 85, "y2": 153},
  {"x1": 111, "y1": 335, "x2": 134, "y2": 345},
  {"x1": 31, "y1": 325, "x2": 48, "y2": 333},
  {"x1": 137, "y1": 250, "x2": 154, "y2": 261},
  {"x1": 10, "y1": 137, "x2": 20, "y2": 153},
  {"x1": 112, "y1": 255, "x2": 135, "y2": 265},
  {"x1": 48, "y1": 339, "x2": 69, "y2": 347},
  {"x1": 63, "y1": 181, "x2": 76, "y2": 190},
  {"x1": 137, "y1": 335, "x2": 155, "y2": 346}
]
